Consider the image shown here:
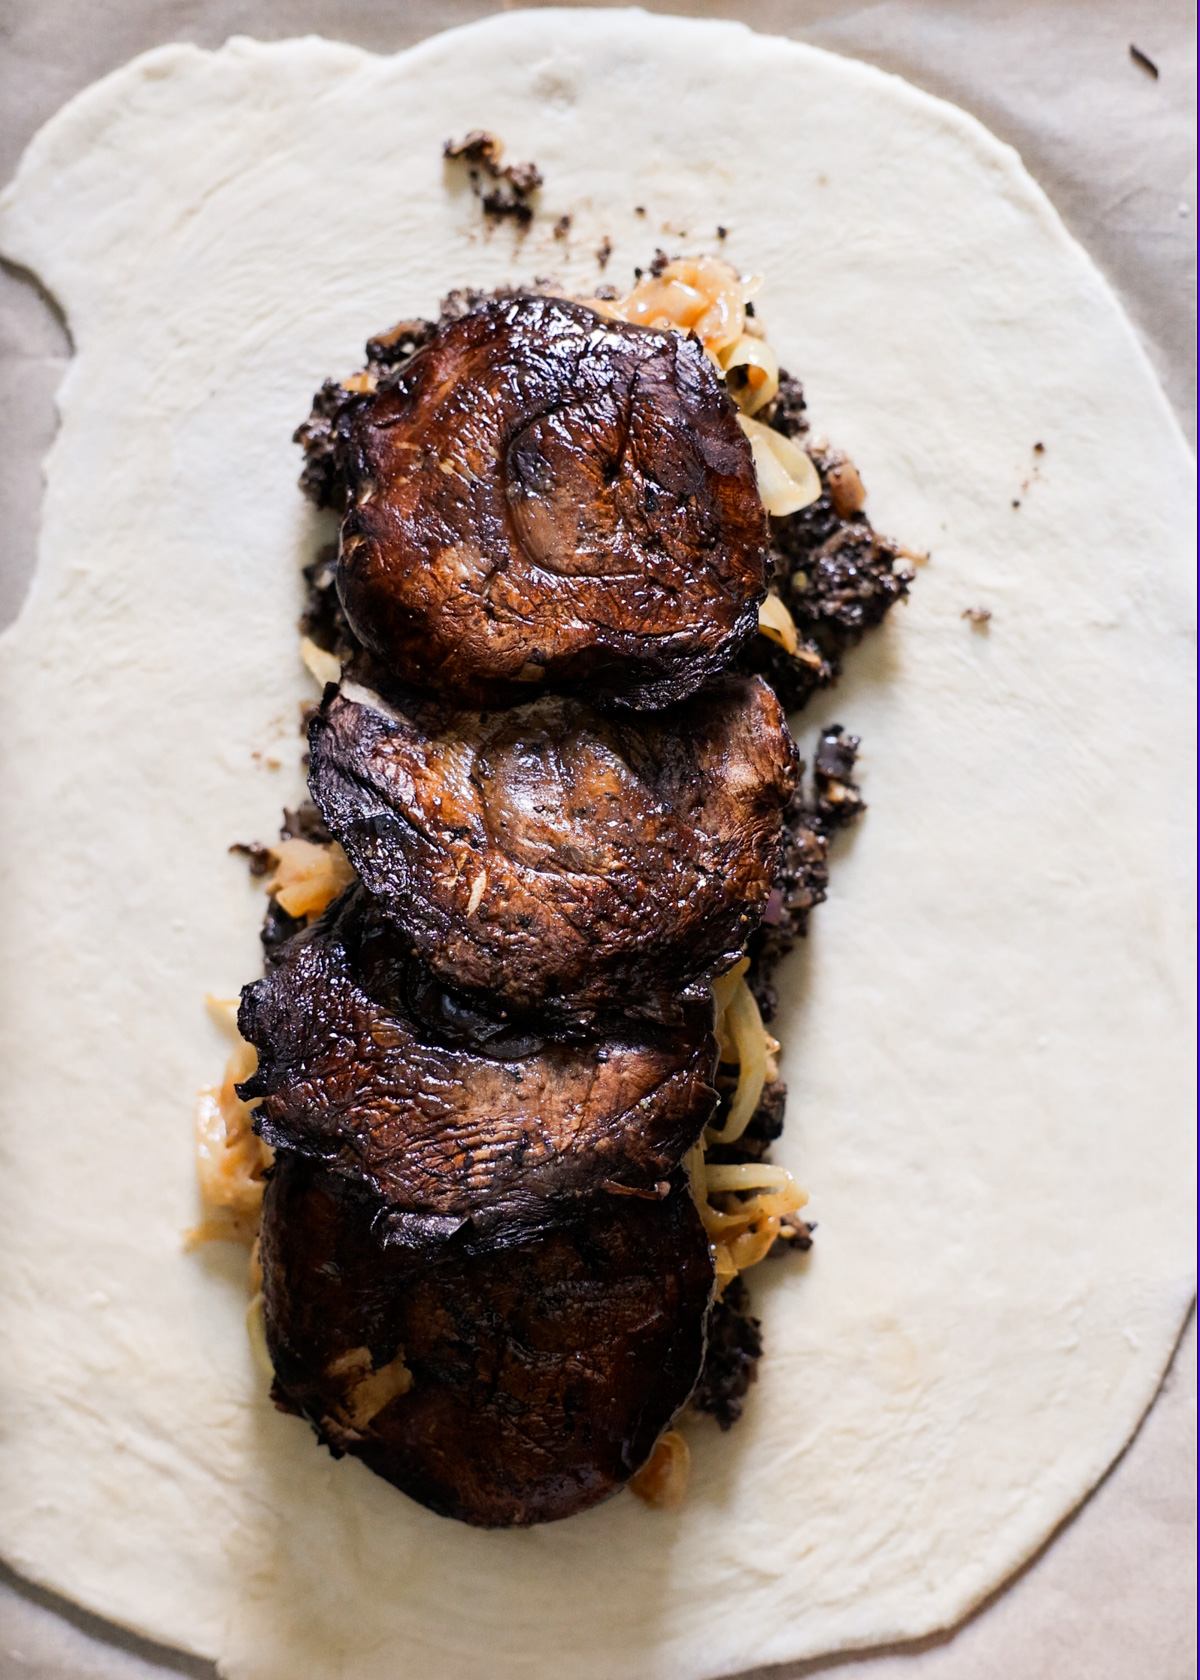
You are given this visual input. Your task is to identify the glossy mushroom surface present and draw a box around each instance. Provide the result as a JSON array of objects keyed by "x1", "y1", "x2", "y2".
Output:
[
  {"x1": 261, "y1": 1153, "x2": 714, "y2": 1527},
  {"x1": 307, "y1": 669, "x2": 797, "y2": 1025},
  {"x1": 238, "y1": 888, "x2": 718, "y2": 1253},
  {"x1": 335, "y1": 295, "x2": 769, "y2": 707}
]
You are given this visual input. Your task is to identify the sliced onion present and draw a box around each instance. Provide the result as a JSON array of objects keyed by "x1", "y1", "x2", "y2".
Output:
[
  {"x1": 757, "y1": 592, "x2": 799, "y2": 655},
  {"x1": 684, "y1": 1142, "x2": 708, "y2": 1213},
  {"x1": 711, "y1": 957, "x2": 749, "y2": 1062},
  {"x1": 705, "y1": 1163, "x2": 795, "y2": 1192},
  {"x1": 594, "y1": 256, "x2": 748, "y2": 354},
  {"x1": 667, "y1": 256, "x2": 746, "y2": 352},
  {"x1": 712, "y1": 958, "x2": 749, "y2": 1015},
  {"x1": 301, "y1": 635, "x2": 342, "y2": 689},
  {"x1": 738, "y1": 415, "x2": 822, "y2": 516},
  {"x1": 711, "y1": 1242, "x2": 740, "y2": 1294},
  {"x1": 726, "y1": 1219, "x2": 782, "y2": 1272},
  {"x1": 707, "y1": 977, "x2": 768, "y2": 1143},
  {"x1": 623, "y1": 277, "x2": 708, "y2": 333},
  {"x1": 700, "y1": 1185, "x2": 807, "y2": 1236},
  {"x1": 701, "y1": 1179, "x2": 808, "y2": 1231},
  {"x1": 720, "y1": 333, "x2": 780, "y2": 414}
]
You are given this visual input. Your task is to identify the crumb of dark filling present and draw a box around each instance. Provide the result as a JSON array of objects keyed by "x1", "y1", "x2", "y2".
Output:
[
  {"x1": 691, "y1": 1275, "x2": 763, "y2": 1430},
  {"x1": 745, "y1": 724, "x2": 864, "y2": 1023},
  {"x1": 298, "y1": 544, "x2": 359, "y2": 662},
  {"x1": 443, "y1": 131, "x2": 543, "y2": 225},
  {"x1": 229, "y1": 841, "x2": 274, "y2": 878}
]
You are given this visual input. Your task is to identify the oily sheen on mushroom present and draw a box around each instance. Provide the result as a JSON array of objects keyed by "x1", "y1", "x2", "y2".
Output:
[
  {"x1": 241, "y1": 288, "x2": 816, "y2": 1529},
  {"x1": 260, "y1": 1154, "x2": 713, "y2": 1528},
  {"x1": 333, "y1": 295, "x2": 770, "y2": 708},
  {"x1": 239, "y1": 888, "x2": 719, "y2": 1254},
  {"x1": 307, "y1": 667, "x2": 798, "y2": 1025}
]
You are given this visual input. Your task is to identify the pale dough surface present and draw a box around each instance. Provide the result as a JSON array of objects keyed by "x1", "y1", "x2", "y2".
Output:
[{"x1": 0, "y1": 12, "x2": 1193, "y2": 1679}]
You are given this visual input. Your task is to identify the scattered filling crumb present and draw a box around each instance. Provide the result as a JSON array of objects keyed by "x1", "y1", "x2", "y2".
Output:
[{"x1": 443, "y1": 130, "x2": 543, "y2": 224}]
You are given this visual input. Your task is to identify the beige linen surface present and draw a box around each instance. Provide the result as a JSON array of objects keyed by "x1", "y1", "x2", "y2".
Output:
[{"x1": 0, "y1": 5, "x2": 1195, "y2": 1679}]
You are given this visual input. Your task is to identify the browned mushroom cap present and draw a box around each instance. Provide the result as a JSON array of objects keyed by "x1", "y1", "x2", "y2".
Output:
[
  {"x1": 260, "y1": 1153, "x2": 714, "y2": 1527},
  {"x1": 238, "y1": 888, "x2": 717, "y2": 1253},
  {"x1": 336, "y1": 295, "x2": 769, "y2": 708},
  {"x1": 306, "y1": 669, "x2": 798, "y2": 1026}
]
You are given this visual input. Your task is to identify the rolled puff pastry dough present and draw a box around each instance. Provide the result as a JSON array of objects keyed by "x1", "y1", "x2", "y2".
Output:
[{"x1": 0, "y1": 11, "x2": 1193, "y2": 1679}]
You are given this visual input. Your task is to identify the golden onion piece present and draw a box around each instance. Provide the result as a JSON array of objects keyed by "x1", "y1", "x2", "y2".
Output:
[
  {"x1": 719, "y1": 332, "x2": 780, "y2": 415},
  {"x1": 194, "y1": 1081, "x2": 267, "y2": 1220},
  {"x1": 328, "y1": 1347, "x2": 416, "y2": 1429},
  {"x1": 701, "y1": 1175, "x2": 808, "y2": 1236},
  {"x1": 193, "y1": 999, "x2": 271, "y2": 1222},
  {"x1": 723, "y1": 1219, "x2": 780, "y2": 1274},
  {"x1": 757, "y1": 591, "x2": 799, "y2": 656},
  {"x1": 684, "y1": 1140, "x2": 708, "y2": 1212},
  {"x1": 622, "y1": 276, "x2": 709, "y2": 335},
  {"x1": 665, "y1": 257, "x2": 747, "y2": 353},
  {"x1": 595, "y1": 255, "x2": 751, "y2": 355},
  {"x1": 629, "y1": 1430, "x2": 691, "y2": 1509},
  {"x1": 738, "y1": 415, "x2": 822, "y2": 516},
  {"x1": 267, "y1": 838, "x2": 356, "y2": 919}
]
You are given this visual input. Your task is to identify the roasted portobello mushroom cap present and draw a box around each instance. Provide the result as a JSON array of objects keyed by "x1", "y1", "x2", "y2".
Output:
[
  {"x1": 332, "y1": 295, "x2": 769, "y2": 708},
  {"x1": 307, "y1": 668, "x2": 798, "y2": 1026},
  {"x1": 238, "y1": 887, "x2": 719, "y2": 1254},
  {"x1": 260, "y1": 1153, "x2": 715, "y2": 1527}
]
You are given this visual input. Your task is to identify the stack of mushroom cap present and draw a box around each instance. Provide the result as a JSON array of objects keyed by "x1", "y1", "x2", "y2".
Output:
[
  {"x1": 306, "y1": 664, "x2": 799, "y2": 1029},
  {"x1": 242, "y1": 888, "x2": 721, "y2": 1526},
  {"x1": 247, "y1": 292, "x2": 797, "y2": 1526},
  {"x1": 335, "y1": 295, "x2": 770, "y2": 708}
]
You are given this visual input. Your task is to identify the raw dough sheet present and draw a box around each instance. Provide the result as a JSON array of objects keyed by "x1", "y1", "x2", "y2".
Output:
[{"x1": 0, "y1": 7, "x2": 1195, "y2": 1680}]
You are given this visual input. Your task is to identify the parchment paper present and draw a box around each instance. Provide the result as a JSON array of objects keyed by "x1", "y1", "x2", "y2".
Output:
[{"x1": 0, "y1": 3, "x2": 1194, "y2": 1677}]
